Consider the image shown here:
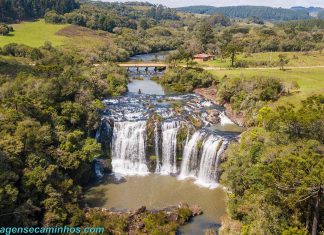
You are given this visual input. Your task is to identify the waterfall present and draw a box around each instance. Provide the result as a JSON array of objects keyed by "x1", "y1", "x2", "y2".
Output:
[
  {"x1": 100, "y1": 93, "x2": 237, "y2": 188},
  {"x1": 159, "y1": 121, "x2": 180, "y2": 175},
  {"x1": 195, "y1": 137, "x2": 227, "y2": 188},
  {"x1": 178, "y1": 131, "x2": 228, "y2": 188},
  {"x1": 112, "y1": 121, "x2": 149, "y2": 176},
  {"x1": 154, "y1": 122, "x2": 161, "y2": 173},
  {"x1": 95, "y1": 129, "x2": 100, "y2": 142},
  {"x1": 93, "y1": 159, "x2": 104, "y2": 179},
  {"x1": 219, "y1": 112, "x2": 234, "y2": 125},
  {"x1": 178, "y1": 131, "x2": 206, "y2": 179}
]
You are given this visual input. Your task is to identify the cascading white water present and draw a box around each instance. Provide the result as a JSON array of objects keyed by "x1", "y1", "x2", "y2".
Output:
[
  {"x1": 178, "y1": 131, "x2": 228, "y2": 188},
  {"x1": 112, "y1": 121, "x2": 149, "y2": 176},
  {"x1": 102, "y1": 93, "x2": 237, "y2": 188},
  {"x1": 178, "y1": 131, "x2": 206, "y2": 179},
  {"x1": 219, "y1": 112, "x2": 234, "y2": 125},
  {"x1": 154, "y1": 122, "x2": 161, "y2": 173},
  {"x1": 159, "y1": 121, "x2": 180, "y2": 175},
  {"x1": 94, "y1": 159, "x2": 104, "y2": 179},
  {"x1": 195, "y1": 137, "x2": 227, "y2": 188}
]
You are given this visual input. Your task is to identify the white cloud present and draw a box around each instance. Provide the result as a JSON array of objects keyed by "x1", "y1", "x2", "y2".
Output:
[{"x1": 100, "y1": 0, "x2": 324, "y2": 8}]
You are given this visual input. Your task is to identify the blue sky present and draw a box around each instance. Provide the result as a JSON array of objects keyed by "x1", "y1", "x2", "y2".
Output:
[{"x1": 101, "y1": 0, "x2": 324, "y2": 8}]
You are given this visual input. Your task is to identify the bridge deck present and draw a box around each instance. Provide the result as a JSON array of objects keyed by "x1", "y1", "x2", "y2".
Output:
[{"x1": 118, "y1": 63, "x2": 168, "y2": 67}]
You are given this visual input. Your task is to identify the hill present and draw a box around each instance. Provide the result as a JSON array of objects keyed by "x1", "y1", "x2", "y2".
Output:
[
  {"x1": 291, "y1": 6, "x2": 324, "y2": 17},
  {"x1": 176, "y1": 5, "x2": 311, "y2": 21}
]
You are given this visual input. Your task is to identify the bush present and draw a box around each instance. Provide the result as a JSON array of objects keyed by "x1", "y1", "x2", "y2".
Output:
[
  {"x1": 106, "y1": 74, "x2": 128, "y2": 97},
  {"x1": 233, "y1": 60, "x2": 248, "y2": 68},
  {"x1": 216, "y1": 76, "x2": 284, "y2": 124},
  {"x1": 159, "y1": 68, "x2": 216, "y2": 92},
  {"x1": 64, "y1": 12, "x2": 87, "y2": 27},
  {"x1": 0, "y1": 23, "x2": 13, "y2": 36},
  {"x1": 44, "y1": 11, "x2": 65, "y2": 24},
  {"x1": 1, "y1": 43, "x2": 43, "y2": 60}
]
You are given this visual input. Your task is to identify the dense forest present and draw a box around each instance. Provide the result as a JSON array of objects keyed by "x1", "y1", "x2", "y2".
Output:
[
  {"x1": 0, "y1": 41, "x2": 130, "y2": 226},
  {"x1": 177, "y1": 5, "x2": 311, "y2": 21},
  {"x1": 221, "y1": 95, "x2": 324, "y2": 234},
  {"x1": 0, "y1": 0, "x2": 79, "y2": 22}
]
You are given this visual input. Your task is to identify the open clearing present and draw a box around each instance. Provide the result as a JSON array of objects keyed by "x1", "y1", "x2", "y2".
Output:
[
  {"x1": 200, "y1": 51, "x2": 324, "y2": 68},
  {"x1": 0, "y1": 20, "x2": 115, "y2": 60},
  {"x1": 210, "y1": 68, "x2": 324, "y2": 106},
  {"x1": 0, "y1": 20, "x2": 68, "y2": 47}
]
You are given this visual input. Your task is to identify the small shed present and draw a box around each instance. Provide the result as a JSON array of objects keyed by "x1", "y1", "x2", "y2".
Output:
[{"x1": 193, "y1": 53, "x2": 215, "y2": 62}]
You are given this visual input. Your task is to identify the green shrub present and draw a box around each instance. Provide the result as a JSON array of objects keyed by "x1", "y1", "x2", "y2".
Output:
[
  {"x1": 45, "y1": 10, "x2": 65, "y2": 24},
  {"x1": 159, "y1": 68, "x2": 216, "y2": 92}
]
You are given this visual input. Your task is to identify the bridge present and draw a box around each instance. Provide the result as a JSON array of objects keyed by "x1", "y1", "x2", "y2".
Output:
[{"x1": 118, "y1": 63, "x2": 168, "y2": 69}]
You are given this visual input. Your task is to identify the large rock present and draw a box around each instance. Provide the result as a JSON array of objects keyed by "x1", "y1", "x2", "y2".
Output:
[
  {"x1": 190, "y1": 204, "x2": 203, "y2": 216},
  {"x1": 178, "y1": 202, "x2": 189, "y2": 208},
  {"x1": 207, "y1": 110, "x2": 221, "y2": 124},
  {"x1": 133, "y1": 206, "x2": 146, "y2": 216}
]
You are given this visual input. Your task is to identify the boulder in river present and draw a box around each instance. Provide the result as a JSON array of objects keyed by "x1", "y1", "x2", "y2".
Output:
[
  {"x1": 190, "y1": 204, "x2": 203, "y2": 216},
  {"x1": 206, "y1": 110, "x2": 221, "y2": 124}
]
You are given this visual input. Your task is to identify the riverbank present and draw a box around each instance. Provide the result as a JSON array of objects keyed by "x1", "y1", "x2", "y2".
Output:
[
  {"x1": 194, "y1": 86, "x2": 245, "y2": 127},
  {"x1": 85, "y1": 203, "x2": 203, "y2": 234}
]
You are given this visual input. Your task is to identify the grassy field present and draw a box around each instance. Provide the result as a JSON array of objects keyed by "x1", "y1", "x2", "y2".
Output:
[
  {"x1": 0, "y1": 20, "x2": 115, "y2": 62},
  {"x1": 210, "y1": 68, "x2": 324, "y2": 106},
  {"x1": 200, "y1": 51, "x2": 324, "y2": 68},
  {"x1": 57, "y1": 25, "x2": 114, "y2": 52},
  {"x1": 0, "y1": 20, "x2": 69, "y2": 47}
]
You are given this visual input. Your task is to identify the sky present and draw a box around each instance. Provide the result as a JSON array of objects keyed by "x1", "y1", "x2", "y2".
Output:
[{"x1": 100, "y1": 0, "x2": 324, "y2": 8}]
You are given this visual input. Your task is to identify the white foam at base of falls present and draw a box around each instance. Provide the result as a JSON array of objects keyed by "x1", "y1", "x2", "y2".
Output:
[{"x1": 219, "y1": 112, "x2": 234, "y2": 125}]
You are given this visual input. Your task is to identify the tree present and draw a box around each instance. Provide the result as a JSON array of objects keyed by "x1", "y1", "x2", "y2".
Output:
[
  {"x1": 178, "y1": 48, "x2": 194, "y2": 68},
  {"x1": 166, "y1": 50, "x2": 182, "y2": 68},
  {"x1": 139, "y1": 19, "x2": 150, "y2": 30},
  {"x1": 208, "y1": 13, "x2": 231, "y2": 27},
  {"x1": 225, "y1": 42, "x2": 242, "y2": 67},
  {"x1": 278, "y1": 54, "x2": 289, "y2": 70},
  {"x1": 44, "y1": 10, "x2": 65, "y2": 24},
  {"x1": 197, "y1": 21, "x2": 215, "y2": 46}
]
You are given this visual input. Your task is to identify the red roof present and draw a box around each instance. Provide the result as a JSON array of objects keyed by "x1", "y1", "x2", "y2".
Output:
[{"x1": 194, "y1": 53, "x2": 213, "y2": 58}]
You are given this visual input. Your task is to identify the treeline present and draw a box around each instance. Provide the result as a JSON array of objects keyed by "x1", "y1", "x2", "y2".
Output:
[
  {"x1": 45, "y1": 2, "x2": 180, "y2": 32},
  {"x1": 170, "y1": 18, "x2": 324, "y2": 68},
  {"x1": 0, "y1": 43, "x2": 128, "y2": 226},
  {"x1": 44, "y1": 2, "x2": 184, "y2": 57},
  {"x1": 177, "y1": 5, "x2": 311, "y2": 21},
  {"x1": 0, "y1": 0, "x2": 79, "y2": 22},
  {"x1": 277, "y1": 18, "x2": 324, "y2": 31}
]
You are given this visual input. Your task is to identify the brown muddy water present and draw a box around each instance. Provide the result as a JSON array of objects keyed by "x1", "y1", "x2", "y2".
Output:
[{"x1": 85, "y1": 174, "x2": 227, "y2": 234}]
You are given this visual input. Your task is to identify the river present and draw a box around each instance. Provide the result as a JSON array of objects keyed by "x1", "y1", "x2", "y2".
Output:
[{"x1": 85, "y1": 51, "x2": 242, "y2": 234}]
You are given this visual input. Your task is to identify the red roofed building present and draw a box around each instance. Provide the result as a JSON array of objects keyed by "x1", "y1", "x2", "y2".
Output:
[{"x1": 193, "y1": 53, "x2": 215, "y2": 62}]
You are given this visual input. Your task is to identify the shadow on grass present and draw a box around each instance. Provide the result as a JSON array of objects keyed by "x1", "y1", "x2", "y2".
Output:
[{"x1": 0, "y1": 59, "x2": 33, "y2": 77}]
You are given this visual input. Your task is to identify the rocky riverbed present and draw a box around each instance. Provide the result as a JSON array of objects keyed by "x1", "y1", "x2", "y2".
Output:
[
  {"x1": 194, "y1": 87, "x2": 245, "y2": 127},
  {"x1": 85, "y1": 203, "x2": 203, "y2": 234}
]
